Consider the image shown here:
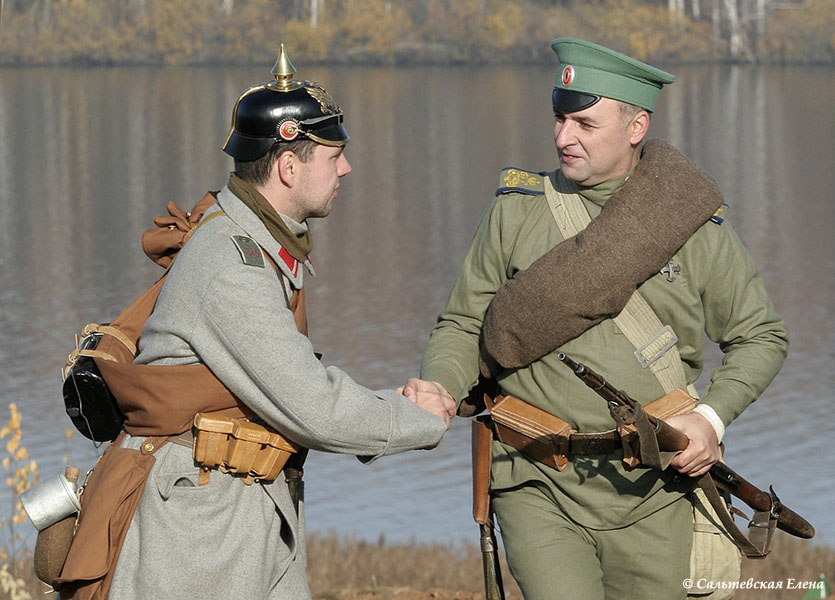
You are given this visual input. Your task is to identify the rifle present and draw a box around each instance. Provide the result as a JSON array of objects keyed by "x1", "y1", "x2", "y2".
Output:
[{"x1": 557, "y1": 352, "x2": 815, "y2": 540}]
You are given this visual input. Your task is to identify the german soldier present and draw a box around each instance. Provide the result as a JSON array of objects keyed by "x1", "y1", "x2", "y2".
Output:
[{"x1": 59, "y1": 46, "x2": 454, "y2": 600}]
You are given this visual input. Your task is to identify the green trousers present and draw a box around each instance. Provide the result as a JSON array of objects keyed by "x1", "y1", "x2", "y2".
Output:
[{"x1": 493, "y1": 482, "x2": 692, "y2": 600}]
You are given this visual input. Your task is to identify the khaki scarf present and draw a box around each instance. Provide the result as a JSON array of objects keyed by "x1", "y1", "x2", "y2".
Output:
[
  {"x1": 575, "y1": 169, "x2": 632, "y2": 206},
  {"x1": 228, "y1": 172, "x2": 312, "y2": 262},
  {"x1": 479, "y1": 140, "x2": 724, "y2": 378}
]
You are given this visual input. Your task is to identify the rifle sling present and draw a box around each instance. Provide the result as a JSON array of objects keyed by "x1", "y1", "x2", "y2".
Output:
[{"x1": 697, "y1": 475, "x2": 776, "y2": 558}]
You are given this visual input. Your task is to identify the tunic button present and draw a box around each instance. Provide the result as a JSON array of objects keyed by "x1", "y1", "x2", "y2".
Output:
[{"x1": 143, "y1": 442, "x2": 155, "y2": 452}]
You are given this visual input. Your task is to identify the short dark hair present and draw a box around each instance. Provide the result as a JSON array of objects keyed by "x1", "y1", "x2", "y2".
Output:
[
  {"x1": 234, "y1": 139, "x2": 318, "y2": 185},
  {"x1": 617, "y1": 100, "x2": 644, "y2": 128}
]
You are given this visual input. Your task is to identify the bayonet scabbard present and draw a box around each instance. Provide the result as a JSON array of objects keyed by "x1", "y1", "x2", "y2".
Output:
[{"x1": 472, "y1": 415, "x2": 505, "y2": 600}]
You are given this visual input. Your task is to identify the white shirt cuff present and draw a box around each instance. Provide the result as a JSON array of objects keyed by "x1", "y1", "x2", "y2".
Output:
[{"x1": 693, "y1": 404, "x2": 725, "y2": 444}]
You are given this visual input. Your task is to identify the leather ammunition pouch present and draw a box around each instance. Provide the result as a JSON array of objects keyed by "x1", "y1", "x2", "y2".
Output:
[
  {"x1": 192, "y1": 413, "x2": 299, "y2": 485},
  {"x1": 487, "y1": 394, "x2": 572, "y2": 471}
]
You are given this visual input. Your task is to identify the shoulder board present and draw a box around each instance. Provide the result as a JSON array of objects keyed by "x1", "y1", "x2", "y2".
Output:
[
  {"x1": 231, "y1": 235, "x2": 265, "y2": 268},
  {"x1": 496, "y1": 167, "x2": 546, "y2": 196},
  {"x1": 709, "y1": 202, "x2": 729, "y2": 225}
]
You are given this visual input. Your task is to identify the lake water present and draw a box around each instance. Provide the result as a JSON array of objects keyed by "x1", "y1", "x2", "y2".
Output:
[{"x1": 0, "y1": 63, "x2": 833, "y2": 547}]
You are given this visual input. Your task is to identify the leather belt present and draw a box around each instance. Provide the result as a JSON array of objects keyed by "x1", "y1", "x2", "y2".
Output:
[
  {"x1": 168, "y1": 429, "x2": 194, "y2": 448},
  {"x1": 568, "y1": 430, "x2": 621, "y2": 456},
  {"x1": 121, "y1": 429, "x2": 194, "y2": 448}
]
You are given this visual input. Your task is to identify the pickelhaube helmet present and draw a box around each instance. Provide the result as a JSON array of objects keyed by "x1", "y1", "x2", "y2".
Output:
[{"x1": 222, "y1": 44, "x2": 349, "y2": 161}]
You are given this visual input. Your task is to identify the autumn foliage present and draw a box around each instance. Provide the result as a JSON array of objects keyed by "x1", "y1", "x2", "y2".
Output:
[{"x1": 0, "y1": 0, "x2": 832, "y2": 66}]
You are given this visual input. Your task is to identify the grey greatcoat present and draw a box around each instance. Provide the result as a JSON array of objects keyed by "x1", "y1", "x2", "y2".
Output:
[{"x1": 108, "y1": 187, "x2": 447, "y2": 599}]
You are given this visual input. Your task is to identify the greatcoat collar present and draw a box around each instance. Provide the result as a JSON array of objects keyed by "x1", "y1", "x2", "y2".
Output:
[{"x1": 215, "y1": 186, "x2": 315, "y2": 289}]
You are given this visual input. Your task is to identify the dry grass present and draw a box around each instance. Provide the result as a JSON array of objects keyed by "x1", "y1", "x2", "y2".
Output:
[
  {"x1": 308, "y1": 532, "x2": 832, "y2": 600},
  {"x1": 0, "y1": 532, "x2": 829, "y2": 599},
  {"x1": 306, "y1": 533, "x2": 523, "y2": 599},
  {"x1": 736, "y1": 534, "x2": 835, "y2": 599},
  {"x1": 0, "y1": 554, "x2": 51, "y2": 600}
]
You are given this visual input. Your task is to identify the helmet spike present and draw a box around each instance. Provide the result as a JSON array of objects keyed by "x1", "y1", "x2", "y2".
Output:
[{"x1": 272, "y1": 44, "x2": 297, "y2": 91}]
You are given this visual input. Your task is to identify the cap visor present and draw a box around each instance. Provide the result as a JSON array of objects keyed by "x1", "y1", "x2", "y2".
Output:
[
  {"x1": 552, "y1": 89, "x2": 601, "y2": 113},
  {"x1": 306, "y1": 123, "x2": 349, "y2": 146}
]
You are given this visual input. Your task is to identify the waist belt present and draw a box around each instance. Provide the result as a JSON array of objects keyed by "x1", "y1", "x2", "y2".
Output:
[
  {"x1": 168, "y1": 430, "x2": 194, "y2": 448},
  {"x1": 486, "y1": 394, "x2": 622, "y2": 472},
  {"x1": 487, "y1": 391, "x2": 698, "y2": 471},
  {"x1": 568, "y1": 430, "x2": 621, "y2": 455}
]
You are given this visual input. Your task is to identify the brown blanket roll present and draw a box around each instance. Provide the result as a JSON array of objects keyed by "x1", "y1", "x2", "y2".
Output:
[{"x1": 480, "y1": 140, "x2": 723, "y2": 376}]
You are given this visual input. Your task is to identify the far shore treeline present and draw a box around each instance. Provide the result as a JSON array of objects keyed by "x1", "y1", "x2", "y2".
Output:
[{"x1": 0, "y1": 0, "x2": 833, "y2": 67}]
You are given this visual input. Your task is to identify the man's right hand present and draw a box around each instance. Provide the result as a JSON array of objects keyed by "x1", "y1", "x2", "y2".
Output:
[{"x1": 397, "y1": 378, "x2": 456, "y2": 429}]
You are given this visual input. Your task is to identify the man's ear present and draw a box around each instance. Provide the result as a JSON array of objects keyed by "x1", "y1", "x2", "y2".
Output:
[
  {"x1": 629, "y1": 110, "x2": 651, "y2": 145},
  {"x1": 276, "y1": 150, "x2": 296, "y2": 187}
]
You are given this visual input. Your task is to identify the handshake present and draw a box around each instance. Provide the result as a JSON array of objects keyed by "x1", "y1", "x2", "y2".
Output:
[{"x1": 397, "y1": 378, "x2": 457, "y2": 429}]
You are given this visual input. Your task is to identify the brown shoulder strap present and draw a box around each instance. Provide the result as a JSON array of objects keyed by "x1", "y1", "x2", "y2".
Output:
[
  {"x1": 89, "y1": 200, "x2": 251, "y2": 435},
  {"x1": 696, "y1": 475, "x2": 777, "y2": 558},
  {"x1": 95, "y1": 197, "x2": 225, "y2": 362}
]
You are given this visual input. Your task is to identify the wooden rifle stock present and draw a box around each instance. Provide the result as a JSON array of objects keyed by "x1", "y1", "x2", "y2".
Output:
[{"x1": 557, "y1": 353, "x2": 815, "y2": 540}]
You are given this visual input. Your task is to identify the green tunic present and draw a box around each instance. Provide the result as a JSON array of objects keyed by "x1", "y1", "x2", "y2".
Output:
[{"x1": 421, "y1": 167, "x2": 788, "y2": 530}]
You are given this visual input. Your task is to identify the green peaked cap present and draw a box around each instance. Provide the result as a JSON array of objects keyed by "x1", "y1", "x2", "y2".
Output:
[{"x1": 550, "y1": 38, "x2": 675, "y2": 112}]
